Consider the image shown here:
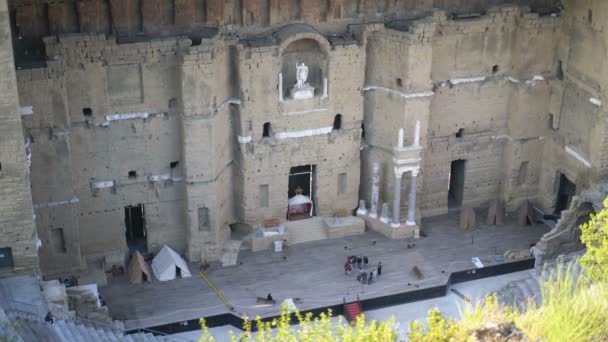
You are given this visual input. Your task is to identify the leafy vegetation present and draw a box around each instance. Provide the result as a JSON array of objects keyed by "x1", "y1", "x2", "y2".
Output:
[
  {"x1": 198, "y1": 307, "x2": 398, "y2": 342},
  {"x1": 580, "y1": 197, "x2": 608, "y2": 282},
  {"x1": 410, "y1": 197, "x2": 608, "y2": 342}
]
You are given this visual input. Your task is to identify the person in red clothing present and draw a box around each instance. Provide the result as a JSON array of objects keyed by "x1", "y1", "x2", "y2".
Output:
[{"x1": 344, "y1": 261, "x2": 352, "y2": 275}]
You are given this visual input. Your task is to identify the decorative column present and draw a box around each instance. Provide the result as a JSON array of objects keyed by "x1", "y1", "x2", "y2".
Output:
[
  {"x1": 356, "y1": 200, "x2": 367, "y2": 215},
  {"x1": 322, "y1": 77, "x2": 328, "y2": 98},
  {"x1": 414, "y1": 120, "x2": 420, "y2": 147},
  {"x1": 398, "y1": 128, "x2": 404, "y2": 148},
  {"x1": 392, "y1": 171, "x2": 402, "y2": 228},
  {"x1": 278, "y1": 73, "x2": 284, "y2": 102},
  {"x1": 380, "y1": 203, "x2": 390, "y2": 223},
  {"x1": 369, "y1": 162, "x2": 380, "y2": 218},
  {"x1": 406, "y1": 169, "x2": 419, "y2": 226}
]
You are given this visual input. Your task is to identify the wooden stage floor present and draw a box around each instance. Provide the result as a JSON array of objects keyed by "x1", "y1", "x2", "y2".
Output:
[{"x1": 100, "y1": 212, "x2": 549, "y2": 330}]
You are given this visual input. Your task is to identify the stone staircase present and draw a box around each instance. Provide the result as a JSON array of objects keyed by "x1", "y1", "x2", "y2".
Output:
[
  {"x1": 344, "y1": 302, "x2": 363, "y2": 323},
  {"x1": 286, "y1": 217, "x2": 328, "y2": 245},
  {"x1": 495, "y1": 254, "x2": 582, "y2": 310},
  {"x1": 5, "y1": 311, "x2": 179, "y2": 342},
  {"x1": 496, "y1": 276, "x2": 542, "y2": 310}
]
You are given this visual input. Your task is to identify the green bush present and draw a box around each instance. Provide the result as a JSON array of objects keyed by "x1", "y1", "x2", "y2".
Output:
[
  {"x1": 580, "y1": 197, "x2": 608, "y2": 282},
  {"x1": 198, "y1": 305, "x2": 398, "y2": 342},
  {"x1": 409, "y1": 197, "x2": 608, "y2": 342}
]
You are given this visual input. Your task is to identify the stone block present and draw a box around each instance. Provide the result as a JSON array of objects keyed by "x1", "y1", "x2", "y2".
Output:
[
  {"x1": 486, "y1": 199, "x2": 505, "y2": 225},
  {"x1": 301, "y1": 0, "x2": 322, "y2": 21},
  {"x1": 359, "y1": 214, "x2": 415, "y2": 239},
  {"x1": 459, "y1": 207, "x2": 477, "y2": 231},
  {"x1": 517, "y1": 200, "x2": 534, "y2": 226},
  {"x1": 325, "y1": 216, "x2": 365, "y2": 239},
  {"x1": 175, "y1": 0, "x2": 196, "y2": 29},
  {"x1": 206, "y1": 0, "x2": 224, "y2": 26}
]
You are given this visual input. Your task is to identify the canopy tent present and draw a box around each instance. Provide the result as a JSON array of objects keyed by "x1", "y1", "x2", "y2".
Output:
[
  {"x1": 151, "y1": 245, "x2": 192, "y2": 281},
  {"x1": 128, "y1": 251, "x2": 152, "y2": 284}
]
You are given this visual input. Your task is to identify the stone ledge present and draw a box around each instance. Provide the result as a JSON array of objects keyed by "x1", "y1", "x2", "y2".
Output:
[
  {"x1": 324, "y1": 216, "x2": 365, "y2": 239},
  {"x1": 358, "y1": 214, "x2": 417, "y2": 239}
]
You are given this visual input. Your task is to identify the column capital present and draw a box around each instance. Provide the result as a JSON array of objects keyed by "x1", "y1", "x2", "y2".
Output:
[
  {"x1": 411, "y1": 168, "x2": 420, "y2": 177},
  {"x1": 393, "y1": 167, "x2": 403, "y2": 178}
]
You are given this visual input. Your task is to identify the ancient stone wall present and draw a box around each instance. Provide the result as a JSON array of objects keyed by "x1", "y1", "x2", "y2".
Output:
[
  {"x1": 0, "y1": 0, "x2": 39, "y2": 275},
  {"x1": 7, "y1": 1, "x2": 560, "y2": 62},
  {"x1": 233, "y1": 30, "x2": 364, "y2": 225},
  {"x1": 535, "y1": 0, "x2": 608, "y2": 213},
  {"x1": 16, "y1": 65, "x2": 85, "y2": 275},
  {"x1": 6, "y1": 0, "x2": 608, "y2": 275}
]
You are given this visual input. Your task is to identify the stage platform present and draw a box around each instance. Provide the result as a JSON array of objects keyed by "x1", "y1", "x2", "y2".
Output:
[{"x1": 100, "y1": 212, "x2": 549, "y2": 331}]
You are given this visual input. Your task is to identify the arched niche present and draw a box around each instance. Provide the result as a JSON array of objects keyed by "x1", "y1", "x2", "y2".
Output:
[{"x1": 280, "y1": 37, "x2": 329, "y2": 100}]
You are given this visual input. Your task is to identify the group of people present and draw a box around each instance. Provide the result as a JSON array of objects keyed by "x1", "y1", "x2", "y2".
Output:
[{"x1": 344, "y1": 255, "x2": 382, "y2": 285}]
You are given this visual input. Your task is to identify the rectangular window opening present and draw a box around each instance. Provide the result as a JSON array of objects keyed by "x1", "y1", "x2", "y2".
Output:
[
  {"x1": 51, "y1": 228, "x2": 67, "y2": 254},
  {"x1": 338, "y1": 173, "x2": 347, "y2": 195},
  {"x1": 198, "y1": 207, "x2": 210, "y2": 231},
  {"x1": 260, "y1": 184, "x2": 269, "y2": 208}
]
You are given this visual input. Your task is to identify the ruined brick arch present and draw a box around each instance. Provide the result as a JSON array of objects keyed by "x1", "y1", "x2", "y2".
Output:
[{"x1": 279, "y1": 32, "x2": 331, "y2": 98}]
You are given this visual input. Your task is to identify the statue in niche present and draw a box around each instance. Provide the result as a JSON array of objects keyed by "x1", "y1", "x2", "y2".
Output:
[
  {"x1": 291, "y1": 62, "x2": 315, "y2": 100},
  {"x1": 296, "y1": 63, "x2": 309, "y2": 88}
]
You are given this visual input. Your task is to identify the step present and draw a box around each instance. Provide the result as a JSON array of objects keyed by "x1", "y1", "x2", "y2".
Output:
[
  {"x1": 524, "y1": 277, "x2": 541, "y2": 305},
  {"x1": 344, "y1": 303, "x2": 363, "y2": 322},
  {"x1": 56, "y1": 321, "x2": 77, "y2": 342}
]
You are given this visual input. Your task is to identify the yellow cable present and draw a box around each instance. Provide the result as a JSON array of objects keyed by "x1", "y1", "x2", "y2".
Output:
[{"x1": 199, "y1": 272, "x2": 234, "y2": 310}]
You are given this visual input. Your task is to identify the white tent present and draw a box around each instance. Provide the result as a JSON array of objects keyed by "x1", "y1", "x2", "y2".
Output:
[{"x1": 151, "y1": 245, "x2": 192, "y2": 281}]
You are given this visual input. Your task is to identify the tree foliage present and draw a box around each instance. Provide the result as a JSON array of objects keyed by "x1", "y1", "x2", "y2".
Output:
[
  {"x1": 580, "y1": 197, "x2": 608, "y2": 282},
  {"x1": 199, "y1": 305, "x2": 398, "y2": 342}
]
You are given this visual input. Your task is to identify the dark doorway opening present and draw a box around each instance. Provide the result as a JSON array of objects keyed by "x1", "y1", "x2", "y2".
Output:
[
  {"x1": 0, "y1": 247, "x2": 14, "y2": 269},
  {"x1": 287, "y1": 165, "x2": 316, "y2": 220},
  {"x1": 333, "y1": 114, "x2": 342, "y2": 130},
  {"x1": 554, "y1": 174, "x2": 576, "y2": 216},
  {"x1": 125, "y1": 204, "x2": 147, "y2": 253},
  {"x1": 448, "y1": 160, "x2": 466, "y2": 209}
]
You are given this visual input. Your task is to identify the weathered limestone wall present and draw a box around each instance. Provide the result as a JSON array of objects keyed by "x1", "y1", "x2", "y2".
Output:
[
  {"x1": 361, "y1": 20, "x2": 434, "y2": 219},
  {"x1": 423, "y1": 7, "x2": 559, "y2": 215},
  {"x1": 234, "y1": 30, "x2": 365, "y2": 225},
  {"x1": 536, "y1": 0, "x2": 608, "y2": 213},
  {"x1": 0, "y1": 0, "x2": 39, "y2": 275},
  {"x1": 16, "y1": 34, "x2": 191, "y2": 273},
  {"x1": 17, "y1": 65, "x2": 85, "y2": 275},
  {"x1": 7, "y1": 0, "x2": 606, "y2": 274},
  {"x1": 7, "y1": 0, "x2": 560, "y2": 65},
  {"x1": 360, "y1": 6, "x2": 560, "y2": 218},
  {"x1": 180, "y1": 39, "x2": 235, "y2": 261}
]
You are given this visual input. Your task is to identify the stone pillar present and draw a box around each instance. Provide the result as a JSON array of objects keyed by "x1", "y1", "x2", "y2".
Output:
[
  {"x1": 278, "y1": 73, "x2": 284, "y2": 102},
  {"x1": 380, "y1": 203, "x2": 390, "y2": 223},
  {"x1": 369, "y1": 162, "x2": 380, "y2": 218},
  {"x1": 356, "y1": 200, "x2": 367, "y2": 215},
  {"x1": 406, "y1": 169, "x2": 418, "y2": 226},
  {"x1": 322, "y1": 77, "x2": 328, "y2": 98},
  {"x1": 392, "y1": 171, "x2": 402, "y2": 227},
  {"x1": 398, "y1": 128, "x2": 404, "y2": 148},
  {"x1": 414, "y1": 120, "x2": 420, "y2": 147}
]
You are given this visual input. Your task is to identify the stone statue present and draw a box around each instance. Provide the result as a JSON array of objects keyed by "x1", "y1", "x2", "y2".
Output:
[
  {"x1": 296, "y1": 62, "x2": 309, "y2": 88},
  {"x1": 291, "y1": 62, "x2": 315, "y2": 100}
]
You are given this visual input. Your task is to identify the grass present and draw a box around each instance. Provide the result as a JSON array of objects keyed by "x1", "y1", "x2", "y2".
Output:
[{"x1": 409, "y1": 261, "x2": 608, "y2": 342}]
